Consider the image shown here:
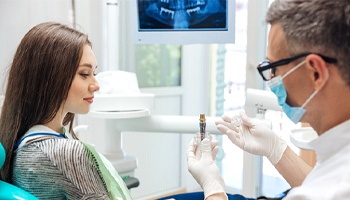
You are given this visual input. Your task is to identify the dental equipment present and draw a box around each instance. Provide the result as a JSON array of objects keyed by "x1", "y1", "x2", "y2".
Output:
[
  {"x1": 231, "y1": 115, "x2": 242, "y2": 127},
  {"x1": 196, "y1": 114, "x2": 212, "y2": 144},
  {"x1": 245, "y1": 88, "x2": 318, "y2": 149},
  {"x1": 199, "y1": 114, "x2": 206, "y2": 140}
]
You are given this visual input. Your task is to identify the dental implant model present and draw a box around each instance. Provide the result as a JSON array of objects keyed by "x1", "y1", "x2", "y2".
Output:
[{"x1": 199, "y1": 114, "x2": 206, "y2": 141}]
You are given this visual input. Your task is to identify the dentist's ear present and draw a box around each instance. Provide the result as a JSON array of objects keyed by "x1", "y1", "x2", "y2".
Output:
[{"x1": 306, "y1": 54, "x2": 329, "y2": 90}]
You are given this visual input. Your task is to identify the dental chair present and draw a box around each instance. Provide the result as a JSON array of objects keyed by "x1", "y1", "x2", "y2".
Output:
[
  {"x1": 158, "y1": 190, "x2": 290, "y2": 200},
  {"x1": 124, "y1": 176, "x2": 140, "y2": 189},
  {"x1": 0, "y1": 143, "x2": 38, "y2": 200},
  {"x1": 158, "y1": 192, "x2": 254, "y2": 200}
]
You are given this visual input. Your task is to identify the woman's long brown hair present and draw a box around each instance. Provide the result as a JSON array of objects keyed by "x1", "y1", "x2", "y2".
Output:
[{"x1": 0, "y1": 22, "x2": 91, "y2": 182}]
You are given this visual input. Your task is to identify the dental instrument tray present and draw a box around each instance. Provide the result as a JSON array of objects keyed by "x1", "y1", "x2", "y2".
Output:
[{"x1": 90, "y1": 93, "x2": 155, "y2": 112}]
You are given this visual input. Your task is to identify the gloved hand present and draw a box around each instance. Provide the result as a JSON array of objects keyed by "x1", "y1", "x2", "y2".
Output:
[
  {"x1": 215, "y1": 110, "x2": 287, "y2": 165},
  {"x1": 187, "y1": 138, "x2": 228, "y2": 200}
]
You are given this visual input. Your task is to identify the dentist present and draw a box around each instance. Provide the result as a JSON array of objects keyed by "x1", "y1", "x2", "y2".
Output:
[{"x1": 188, "y1": 0, "x2": 350, "y2": 199}]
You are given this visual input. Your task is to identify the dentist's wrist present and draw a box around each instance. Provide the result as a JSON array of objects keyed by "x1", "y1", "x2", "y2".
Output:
[
  {"x1": 203, "y1": 177, "x2": 227, "y2": 200},
  {"x1": 267, "y1": 137, "x2": 288, "y2": 165}
]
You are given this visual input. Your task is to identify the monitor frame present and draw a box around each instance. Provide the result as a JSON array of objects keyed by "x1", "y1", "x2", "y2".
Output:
[{"x1": 130, "y1": 0, "x2": 236, "y2": 44}]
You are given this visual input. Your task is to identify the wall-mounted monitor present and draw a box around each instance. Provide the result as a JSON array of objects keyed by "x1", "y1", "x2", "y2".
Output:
[{"x1": 130, "y1": 0, "x2": 235, "y2": 44}]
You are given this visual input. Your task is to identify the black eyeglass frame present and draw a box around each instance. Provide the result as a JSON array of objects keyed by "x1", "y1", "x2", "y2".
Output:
[{"x1": 257, "y1": 52, "x2": 337, "y2": 81}]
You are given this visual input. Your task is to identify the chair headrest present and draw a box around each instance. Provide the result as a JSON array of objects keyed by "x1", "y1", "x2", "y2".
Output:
[{"x1": 0, "y1": 143, "x2": 5, "y2": 169}]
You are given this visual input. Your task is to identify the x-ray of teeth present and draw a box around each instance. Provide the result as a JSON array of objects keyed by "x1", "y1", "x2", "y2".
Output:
[{"x1": 138, "y1": 0, "x2": 227, "y2": 30}]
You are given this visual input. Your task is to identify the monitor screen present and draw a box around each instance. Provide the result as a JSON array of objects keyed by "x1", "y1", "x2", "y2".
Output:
[{"x1": 131, "y1": 0, "x2": 235, "y2": 44}]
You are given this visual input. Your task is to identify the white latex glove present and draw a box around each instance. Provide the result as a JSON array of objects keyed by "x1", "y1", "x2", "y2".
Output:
[
  {"x1": 215, "y1": 110, "x2": 287, "y2": 165},
  {"x1": 187, "y1": 138, "x2": 228, "y2": 200}
]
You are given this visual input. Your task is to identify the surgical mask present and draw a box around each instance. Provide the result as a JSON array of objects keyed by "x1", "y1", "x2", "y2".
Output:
[{"x1": 267, "y1": 60, "x2": 318, "y2": 124}]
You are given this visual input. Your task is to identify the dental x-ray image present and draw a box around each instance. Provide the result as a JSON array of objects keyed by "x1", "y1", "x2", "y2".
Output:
[{"x1": 138, "y1": 0, "x2": 227, "y2": 30}]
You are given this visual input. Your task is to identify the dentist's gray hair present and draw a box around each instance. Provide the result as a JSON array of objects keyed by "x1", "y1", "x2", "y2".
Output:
[{"x1": 266, "y1": 0, "x2": 350, "y2": 85}]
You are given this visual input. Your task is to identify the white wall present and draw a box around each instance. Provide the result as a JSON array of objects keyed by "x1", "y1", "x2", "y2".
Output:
[{"x1": 0, "y1": 0, "x2": 72, "y2": 94}]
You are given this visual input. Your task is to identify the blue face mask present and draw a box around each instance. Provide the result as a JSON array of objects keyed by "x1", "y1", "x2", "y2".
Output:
[{"x1": 267, "y1": 60, "x2": 318, "y2": 124}]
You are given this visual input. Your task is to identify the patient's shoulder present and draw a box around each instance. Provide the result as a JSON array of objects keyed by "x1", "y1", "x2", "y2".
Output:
[
  {"x1": 13, "y1": 139, "x2": 108, "y2": 198},
  {"x1": 16, "y1": 138, "x2": 83, "y2": 154},
  {"x1": 15, "y1": 138, "x2": 94, "y2": 166}
]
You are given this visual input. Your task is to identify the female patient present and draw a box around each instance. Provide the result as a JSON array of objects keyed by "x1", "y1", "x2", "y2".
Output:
[{"x1": 0, "y1": 22, "x2": 132, "y2": 199}]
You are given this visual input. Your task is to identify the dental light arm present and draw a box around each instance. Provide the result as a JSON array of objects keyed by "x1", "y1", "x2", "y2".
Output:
[
  {"x1": 245, "y1": 88, "x2": 282, "y2": 117},
  {"x1": 110, "y1": 115, "x2": 221, "y2": 134}
]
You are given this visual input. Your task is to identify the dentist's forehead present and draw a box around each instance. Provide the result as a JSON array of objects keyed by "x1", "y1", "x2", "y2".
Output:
[{"x1": 267, "y1": 23, "x2": 289, "y2": 61}]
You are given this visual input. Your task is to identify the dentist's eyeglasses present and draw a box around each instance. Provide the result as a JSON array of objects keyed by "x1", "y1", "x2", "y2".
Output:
[{"x1": 257, "y1": 52, "x2": 337, "y2": 81}]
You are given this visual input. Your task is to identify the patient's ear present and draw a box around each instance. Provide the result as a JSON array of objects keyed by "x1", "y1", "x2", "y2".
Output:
[{"x1": 306, "y1": 54, "x2": 329, "y2": 90}]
